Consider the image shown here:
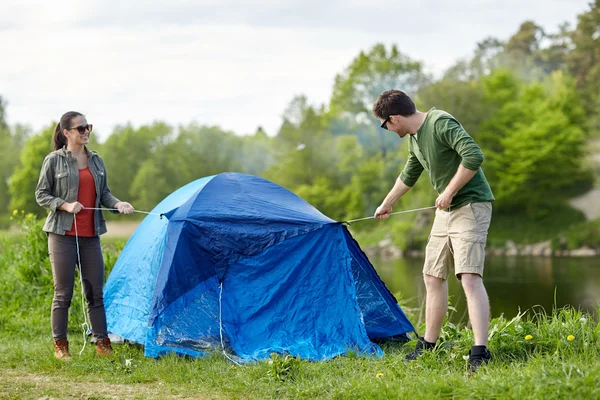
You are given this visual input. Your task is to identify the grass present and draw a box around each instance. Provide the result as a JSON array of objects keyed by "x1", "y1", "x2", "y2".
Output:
[{"x1": 1, "y1": 217, "x2": 600, "y2": 399}]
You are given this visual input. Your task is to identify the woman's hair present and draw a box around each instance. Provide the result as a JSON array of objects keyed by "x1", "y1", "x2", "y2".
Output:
[{"x1": 53, "y1": 111, "x2": 84, "y2": 151}]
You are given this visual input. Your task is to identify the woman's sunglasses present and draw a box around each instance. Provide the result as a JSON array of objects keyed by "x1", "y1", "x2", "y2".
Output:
[{"x1": 70, "y1": 124, "x2": 93, "y2": 134}]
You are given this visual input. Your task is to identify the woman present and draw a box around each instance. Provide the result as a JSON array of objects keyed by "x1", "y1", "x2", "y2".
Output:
[{"x1": 35, "y1": 111, "x2": 134, "y2": 360}]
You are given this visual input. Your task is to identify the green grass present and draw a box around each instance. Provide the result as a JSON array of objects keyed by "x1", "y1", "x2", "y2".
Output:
[{"x1": 1, "y1": 217, "x2": 600, "y2": 399}]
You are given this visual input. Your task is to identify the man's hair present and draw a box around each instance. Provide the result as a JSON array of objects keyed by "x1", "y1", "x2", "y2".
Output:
[{"x1": 372, "y1": 90, "x2": 416, "y2": 119}]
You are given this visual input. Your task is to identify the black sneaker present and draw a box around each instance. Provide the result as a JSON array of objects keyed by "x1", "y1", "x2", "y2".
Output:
[
  {"x1": 467, "y1": 345, "x2": 492, "y2": 372},
  {"x1": 405, "y1": 337, "x2": 436, "y2": 361}
]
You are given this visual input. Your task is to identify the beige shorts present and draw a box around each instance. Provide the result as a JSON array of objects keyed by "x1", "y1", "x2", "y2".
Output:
[{"x1": 423, "y1": 202, "x2": 492, "y2": 280}]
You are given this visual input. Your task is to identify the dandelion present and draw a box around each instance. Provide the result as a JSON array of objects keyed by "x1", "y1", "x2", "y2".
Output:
[
  {"x1": 580, "y1": 317, "x2": 587, "y2": 324},
  {"x1": 12, "y1": 209, "x2": 18, "y2": 216},
  {"x1": 567, "y1": 335, "x2": 575, "y2": 341},
  {"x1": 376, "y1": 373, "x2": 384, "y2": 378},
  {"x1": 525, "y1": 335, "x2": 533, "y2": 341}
]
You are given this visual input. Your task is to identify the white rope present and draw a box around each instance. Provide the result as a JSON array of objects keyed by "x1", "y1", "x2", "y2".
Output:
[
  {"x1": 83, "y1": 207, "x2": 162, "y2": 217},
  {"x1": 218, "y1": 282, "x2": 241, "y2": 366},
  {"x1": 73, "y1": 214, "x2": 90, "y2": 356},
  {"x1": 345, "y1": 205, "x2": 437, "y2": 224}
]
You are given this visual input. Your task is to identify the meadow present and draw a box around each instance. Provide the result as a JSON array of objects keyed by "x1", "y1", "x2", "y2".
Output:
[{"x1": 0, "y1": 216, "x2": 599, "y2": 399}]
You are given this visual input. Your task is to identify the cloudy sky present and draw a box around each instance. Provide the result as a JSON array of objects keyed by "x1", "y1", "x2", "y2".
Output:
[{"x1": 0, "y1": 0, "x2": 591, "y2": 140}]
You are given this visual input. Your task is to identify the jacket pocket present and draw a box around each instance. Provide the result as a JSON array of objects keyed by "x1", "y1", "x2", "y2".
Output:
[{"x1": 54, "y1": 171, "x2": 68, "y2": 197}]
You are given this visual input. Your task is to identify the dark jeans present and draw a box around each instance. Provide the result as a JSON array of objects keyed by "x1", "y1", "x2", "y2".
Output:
[{"x1": 48, "y1": 233, "x2": 108, "y2": 340}]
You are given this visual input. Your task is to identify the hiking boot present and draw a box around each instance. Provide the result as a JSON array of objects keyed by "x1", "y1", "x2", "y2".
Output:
[
  {"x1": 405, "y1": 337, "x2": 436, "y2": 361},
  {"x1": 53, "y1": 339, "x2": 72, "y2": 361},
  {"x1": 96, "y1": 337, "x2": 113, "y2": 357},
  {"x1": 468, "y1": 345, "x2": 492, "y2": 373}
]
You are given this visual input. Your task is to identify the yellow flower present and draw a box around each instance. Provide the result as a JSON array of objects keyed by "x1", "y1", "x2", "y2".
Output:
[
  {"x1": 567, "y1": 335, "x2": 575, "y2": 341},
  {"x1": 525, "y1": 335, "x2": 533, "y2": 341},
  {"x1": 376, "y1": 373, "x2": 384, "y2": 378},
  {"x1": 12, "y1": 209, "x2": 18, "y2": 216}
]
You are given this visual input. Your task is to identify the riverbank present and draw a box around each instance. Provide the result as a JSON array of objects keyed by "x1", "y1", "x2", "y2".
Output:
[{"x1": 364, "y1": 238, "x2": 600, "y2": 260}]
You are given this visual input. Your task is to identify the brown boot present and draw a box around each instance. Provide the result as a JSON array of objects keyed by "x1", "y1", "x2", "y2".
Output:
[
  {"x1": 96, "y1": 337, "x2": 113, "y2": 357},
  {"x1": 53, "y1": 339, "x2": 72, "y2": 361}
]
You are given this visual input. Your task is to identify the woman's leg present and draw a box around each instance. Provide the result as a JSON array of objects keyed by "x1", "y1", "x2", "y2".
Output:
[
  {"x1": 48, "y1": 233, "x2": 77, "y2": 340},
  {"x1": 78, "y1": 236, "x2": 108, "y2": 339}
]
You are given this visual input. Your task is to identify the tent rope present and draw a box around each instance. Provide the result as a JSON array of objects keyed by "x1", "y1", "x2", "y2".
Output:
[
  {"x1": 83, "y1": 207, "x2": 163, "y2": 218},
  {"x1": 73, "y1": 214, "x2": 91, "y2": 356},
  {"x1": 219, "y1": 282, "x2": 242, "y2": 366},
  {"x1": 343, "y1": 206, "x2": 437, "y2": 225}
]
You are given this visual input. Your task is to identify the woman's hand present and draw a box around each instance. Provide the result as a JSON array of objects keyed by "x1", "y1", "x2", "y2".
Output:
[
  {"x1": 115, "y1": 201, "x2": 134, "y2": 215},
  {"x1": 60, "y1": 202, "x2": 84, "y2": 214}
]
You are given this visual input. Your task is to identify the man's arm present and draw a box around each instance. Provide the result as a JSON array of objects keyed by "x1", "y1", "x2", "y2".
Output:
[
  {"x1": 435, "y1": 165, "x2": 477, "y2": 209},
  {"x1": 435, "y1": 118, "x2": 483, "y2": 209},
  {"x1": 375, "y1": 178, "x2": 413, "y2": 219}
]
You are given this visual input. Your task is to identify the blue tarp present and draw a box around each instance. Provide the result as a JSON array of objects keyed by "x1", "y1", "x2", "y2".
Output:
[{"x1": 104, "y1": 172, "x2": 414, "y2": 361}]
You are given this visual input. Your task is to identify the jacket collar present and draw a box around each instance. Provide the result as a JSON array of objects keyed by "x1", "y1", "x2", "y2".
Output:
[{"x1": 57, "y1": 146, "x2": 97, "y2": 159}]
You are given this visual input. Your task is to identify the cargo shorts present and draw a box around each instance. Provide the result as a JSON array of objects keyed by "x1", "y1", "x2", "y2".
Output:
[{"x1": 423, "y1": 202, "x2": 492, "y2": 280}]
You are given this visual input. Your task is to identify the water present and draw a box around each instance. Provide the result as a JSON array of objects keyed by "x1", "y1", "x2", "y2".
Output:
[{"x1": 373, "y1": 256, "x2": 600, "y2": 324}]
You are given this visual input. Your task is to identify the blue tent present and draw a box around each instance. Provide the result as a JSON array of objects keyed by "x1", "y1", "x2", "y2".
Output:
[{"x1": 104, "y1": 172, "x2": 414, "y2": 361}]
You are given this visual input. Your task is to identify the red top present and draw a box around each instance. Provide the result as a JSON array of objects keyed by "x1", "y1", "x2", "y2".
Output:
[{"x1": 65, "y1": 168, "x2": 97, "y2": 237}]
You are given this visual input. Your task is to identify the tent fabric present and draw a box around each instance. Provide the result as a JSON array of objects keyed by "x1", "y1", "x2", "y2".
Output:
[{"x1": 104, "y1": 172, "x2": 414, "y2": 361}]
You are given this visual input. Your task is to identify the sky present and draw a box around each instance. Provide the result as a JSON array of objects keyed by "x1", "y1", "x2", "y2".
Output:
[{"x1": 0, "y1": 0, "x2": 592, "y2": 141}]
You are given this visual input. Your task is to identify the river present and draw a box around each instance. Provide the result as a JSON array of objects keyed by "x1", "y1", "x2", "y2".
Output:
[{"x1": 372, "y1": 256, "x2": 600, "y2": 324}]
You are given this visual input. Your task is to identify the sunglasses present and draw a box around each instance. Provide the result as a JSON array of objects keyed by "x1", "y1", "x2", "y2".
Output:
[
  {"x1": 380, "y1": 116, "x2": 391, "y2": 130},
  {"x1": 70, "y1": 124, "x2": 93, "y2": 134}
]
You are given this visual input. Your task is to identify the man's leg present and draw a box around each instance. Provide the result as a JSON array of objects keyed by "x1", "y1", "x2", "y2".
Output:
[
  {"x1": 450, "y1": 202, "x2": 493, "y2": 370},
  {"x1": 405, "y1": 209, "x2": 452, "y2": 360},
  {"x1": 460, "y1": 273, "x2": 489, "y2": 346},
  {"x1": 424, "y1": 273, "x2": 448, "y2": 343}
]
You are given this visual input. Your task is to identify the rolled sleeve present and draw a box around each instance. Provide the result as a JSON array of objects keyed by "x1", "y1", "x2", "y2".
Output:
[
  {"x1": 399, "y1": 152, "x2": 424, "y2": 187},
  {"x1": 438, "y1": 119, "x2": 484, "y2": 171}
]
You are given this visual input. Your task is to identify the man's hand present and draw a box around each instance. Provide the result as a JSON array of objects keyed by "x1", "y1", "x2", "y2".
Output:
[
  {"x1": 63, "y1": 202, "x2": 83, "y2": 214},
  {"x1": 374, "y1": 204, "x2": 393, "y2": 220},
  {"x1": 115, "y1": 201, "x2": 135, "y2": 215},
  {"x1": 435, "y1": 191, "x2": 454, "y2": 210}
]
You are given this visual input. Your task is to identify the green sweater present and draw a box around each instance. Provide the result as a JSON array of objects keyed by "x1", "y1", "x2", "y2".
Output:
[{"x1": 399, "y1": 108, "x2": 494, "y2": 210}]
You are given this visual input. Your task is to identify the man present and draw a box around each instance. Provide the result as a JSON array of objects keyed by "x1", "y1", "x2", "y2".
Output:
[{"x1": 372, "y1": 89, "x2": 495, "y2": 371}]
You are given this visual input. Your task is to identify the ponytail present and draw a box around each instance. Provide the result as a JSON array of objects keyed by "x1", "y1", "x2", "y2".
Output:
[
  {"x1": 52, "y1": 122, "x2": 67, "y2": 151},
  {"x1": 52, "y1": 111, "x2": 83, "y2": 151}
]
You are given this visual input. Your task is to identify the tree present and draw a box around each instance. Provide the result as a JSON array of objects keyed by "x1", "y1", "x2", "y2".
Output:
[
  {"x1": 264, "y1": 96, "x2": 337, "y2": 191},
  {"x1": 8, "y1": 125, "x2": 54, "y2": 216},
  {"x1": 328, "y1": 44, "x2": 430, "y2": 154},
  {"x1": 567, "y1": 0, "x2": 600, "y2": 135},
  {"x1": 479, "y1": 71, "x2": 592, "y2": 214},
  {"x1": 101, "y1": 122, "x2": 174, "y2": 202}
]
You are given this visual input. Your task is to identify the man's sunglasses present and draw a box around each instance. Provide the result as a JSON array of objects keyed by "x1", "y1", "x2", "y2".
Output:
[
  {"x1": 380, "y1": 116, "x2": 391, "y2": 130},
  {"x1": 70, "y1": 124, "x2": 93, "y2": 134}
]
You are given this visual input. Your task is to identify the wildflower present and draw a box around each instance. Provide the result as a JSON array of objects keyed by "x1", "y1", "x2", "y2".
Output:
[
  {"x1": 376, "y1": 373, "x2": 383, "y2": 378},
  {"x1": 567, "y1": 335, "x2": 575, "y2": 341},
  {"x1": 525, "y1": 335, "x2": 533, "y2": 341},
  {"x1": 125, "y1": 359, "x2": 132, "y2": 367},
  {"x1": 12, "y1": 209, "x2": 18, "y2": 216},
  {"x1": 580, "y1": 318, "x2": 587, "y2": 324}
]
